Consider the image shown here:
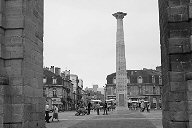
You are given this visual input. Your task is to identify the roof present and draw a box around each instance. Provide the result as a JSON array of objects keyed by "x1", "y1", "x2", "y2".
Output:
[
  {"x1": 44, "y1": 69, "x2": 57, "y2": 78},
  {"x1": 107, "y1": 69, "x2": 161, "y2": 78}
]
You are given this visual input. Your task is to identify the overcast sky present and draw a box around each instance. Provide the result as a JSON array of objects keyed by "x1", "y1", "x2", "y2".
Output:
[{"x1": 44, "y1": 0, "x2": 160, "y2": 88}]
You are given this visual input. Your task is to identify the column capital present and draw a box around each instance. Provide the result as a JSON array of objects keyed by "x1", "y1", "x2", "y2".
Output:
[{"x1": 113, "y1": 12, "x2": 127, "y2": 19}]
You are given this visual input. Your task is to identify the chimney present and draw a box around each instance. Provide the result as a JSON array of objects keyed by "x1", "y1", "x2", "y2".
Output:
[
  {"x1": 45, "y1": 67, "x2": 49, "y2": 70},
  {"x1": 50, "y1": 66, "x2": 54, "y2": 73},
  {"x1": 156, "y1": 66, "x2": 161, "y2": 72},
  {"x1": 55, "y1": 67, "x2": 61, "y2": 76},
  {"x1": 64, "y1": 70, "x2": 70, "y2": 76},
  {"x1": 61, "y1": 72, "x2": 65, "y2": 78}
]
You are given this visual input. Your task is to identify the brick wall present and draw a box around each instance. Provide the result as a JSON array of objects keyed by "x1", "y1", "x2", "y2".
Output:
[
  {"x1": 0, "y1": 0, "x2": 44, "y2": 127},
  {"x1": 159, "y1": 0, "x2": 192, "y2": 127}
]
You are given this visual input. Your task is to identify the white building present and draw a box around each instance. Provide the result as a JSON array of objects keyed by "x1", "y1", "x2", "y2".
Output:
[
  {"x1": 78, "y1": 79, "x2": 83, "y2": 89},
  {"x1": 70, "y1": 74, "x2": 78, "y2": 93}
]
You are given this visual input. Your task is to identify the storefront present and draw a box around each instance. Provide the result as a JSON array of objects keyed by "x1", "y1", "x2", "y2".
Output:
[{"x1": 52, "y1": 97, "x2": 63, "y2": 111}]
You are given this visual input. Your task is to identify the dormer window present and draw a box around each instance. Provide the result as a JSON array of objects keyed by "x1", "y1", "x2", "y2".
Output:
[
  {"x1": 127, "y1": 76, "x2": 130, "y2": 84},
  {"x1": 113, "y1": 77, "x2": 116, "y2": 84},
  {"x1": 43, "y1": 77, "x2": 47, "y2": 84},
  {"x1": 131, "y1": 71, "x2": 134, "y2": 75},
  {"x1": 152, "y1": 76, "x2": 155, "y2": 83},
  {"x1": 137, "y1": 76, "x2": 143, "y2": 83},
  {"x1": 52, "y1": 77, "x2": 57, "y2": 84},
  {"x1": 159, "y1": 76, "x2": 162, "y2": 85}
]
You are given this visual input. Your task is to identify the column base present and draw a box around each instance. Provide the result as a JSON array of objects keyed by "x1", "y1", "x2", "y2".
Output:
[
  {"x1": 113, "y1": 106, "x2": 128, "y2": 114},
  {"x1": 115, "y1": 106, "x2": 128, "y2": 111}
]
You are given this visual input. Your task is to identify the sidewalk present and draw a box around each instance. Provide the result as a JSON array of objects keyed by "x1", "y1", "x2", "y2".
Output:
[
  {"x1": 46, "y1": 110, "x2": 163, "y2": 128},
  {"x1": 46, "y1": 110, "x2": 99, "y2": 128},
  {"x1": 141, "y1": 110, "x2": 162, "y2": 128}
]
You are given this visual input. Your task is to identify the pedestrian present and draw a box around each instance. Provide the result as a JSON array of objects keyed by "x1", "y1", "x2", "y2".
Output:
[
  {"x1": 96, "y1": 102, "x2": 100, "y2": 115},
  {"x1": 103, "y1": 101, "x2": 108, "y2": 115},
  {"x1": 87, "y1": 102, "x2": 92, "y2": 115},
  {"x1": 45, "y1": 104, "x2": 51, "y2": 123},
  {"x1": 52, "y1": 105, "x2": 59, "y2": 121},
  {"x1": 140, "y1": 101, "x2": 145, "y2": 112},
  {"x1": 147, "y1": 103, "x2": 151, "y2": 112}
]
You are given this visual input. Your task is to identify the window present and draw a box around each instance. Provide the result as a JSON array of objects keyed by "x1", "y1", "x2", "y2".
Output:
[
  {"x1": 127, "y1": 76, "x2": 130, "y2": 84},
  {"x1": 160, "y1": 87, "x2": 162, "y2": 95},
  {"x1": 113, "y1": 77, "x2": 116, "y2": 84},
  {"x1": 152, "y1": 76, "x2": 155, "y2": 83},
  {"x1": 43, "y1": 87, "x2": 46, "y2": 97},
  {"x1": 138, "y1": 85, "x2": 142, "y2": 95},
  {"x1": 159, "y1": 76, "x2": 162, "y2": 85},
  {"x1": 153, "y1": 85, "x2": 156, "y2": 94},
  {"x1": 137, "y1": 76, "x2": 143, "y2": 83},
  {"x1": 53, "y1": 88, "x2": 57, "y2": 97},
  {"x1": 52, "y1": 77, "x2": 57, "y2": 84},
  {"x1": 113, "y1": 86, "x2": 116, "y2": 95},
  {"x1": 43, "y1": 77, "x2": 47, "y2": 84}
]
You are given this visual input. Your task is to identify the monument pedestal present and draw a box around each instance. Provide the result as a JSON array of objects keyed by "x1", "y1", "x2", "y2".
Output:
[
  {"x1": 115, "y1": 106, "x2": 128, "y2": 111},
  {"x1": 113, "y1": 107, "x2": 128, "y2": 115}
]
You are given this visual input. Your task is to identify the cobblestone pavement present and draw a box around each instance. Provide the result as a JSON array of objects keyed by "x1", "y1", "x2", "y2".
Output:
[{"x1": 46, "y1": 110, "x2": 162, "y2": 128}]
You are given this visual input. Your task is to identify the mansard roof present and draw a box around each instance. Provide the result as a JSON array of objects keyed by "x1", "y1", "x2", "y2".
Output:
[{"x1": 106, "y1": 69, "x2": 162, "y2": 84}]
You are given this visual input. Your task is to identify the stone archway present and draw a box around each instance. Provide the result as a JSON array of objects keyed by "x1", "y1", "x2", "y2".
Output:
[
  {"x1": 0, "y1": 0, "x2": 44, "y2": 128},
  {"x1": 0, "y1": 0, "x2": 191, "y2": 128},
  {"x1": 159, "y1": 0, "x2": 192, "y2": 127}
]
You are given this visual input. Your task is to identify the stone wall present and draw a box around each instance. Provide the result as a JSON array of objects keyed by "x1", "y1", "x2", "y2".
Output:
[
  {"x1": 159, "y1": 0, "x2": 192, "y2": 127},
  {"x1": 0, "y1": 0, "x2": 44, "y2": 127}
]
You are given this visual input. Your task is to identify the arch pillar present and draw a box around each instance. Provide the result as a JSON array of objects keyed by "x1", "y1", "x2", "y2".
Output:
[
  {"x1": 159, "y1": 0, "x2": 192, "y2": 127},
  {"x1": 0, "y1": 0, "x2": 44, "y2": 127}
]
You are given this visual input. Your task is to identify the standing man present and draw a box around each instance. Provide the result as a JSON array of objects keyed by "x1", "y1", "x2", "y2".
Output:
[
  {"x1": 140, "y1": 101, "x2": 145, "y2": 112},
  {"x1": 87, "y1": 102, "x2": 92, "y2": 115},
  {"x1": 147, "y1": 103, "x2": 151, "y2": 113},
  {"x1": 96, "y1": 102, "x2": 100, "y2": 115},
  {"x1": 103, "y1": 101, "x2": 108, "y2": 115}
]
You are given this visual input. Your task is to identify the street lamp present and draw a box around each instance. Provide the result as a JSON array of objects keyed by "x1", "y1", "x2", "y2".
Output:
[{"x1": 103, "y1": 85, "x2": 107, "y2": 101}]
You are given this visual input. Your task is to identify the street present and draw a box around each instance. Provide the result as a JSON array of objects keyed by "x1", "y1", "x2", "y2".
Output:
[{"x1": 46, "y1": 110, "x2": 162, "y2": 128}]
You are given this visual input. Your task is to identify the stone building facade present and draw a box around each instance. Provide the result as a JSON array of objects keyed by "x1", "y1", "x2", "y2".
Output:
[
  {"x1": 106, "y1": 68, "x2": 163, "y2": 109},
  {"x1": 70, "y1": 74, "x2": 84, "y2": 108},
  {"x1": 0, "y1": 0, "x2": 44, "y2": 127},
  {"x1": 70, "y1": 74, "x2": 79, "y2": 93},
  {"x1": 159, "y1": 0, "x2": 192, "y2": 127},
  {"x1": 43, "y1": 67, "x2": 73, "y2": 111}
]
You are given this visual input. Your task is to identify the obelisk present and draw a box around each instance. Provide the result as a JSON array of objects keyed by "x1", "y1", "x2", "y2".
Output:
[{"x1": 113, "y1": 12, "x2": 128, "y2": 109}]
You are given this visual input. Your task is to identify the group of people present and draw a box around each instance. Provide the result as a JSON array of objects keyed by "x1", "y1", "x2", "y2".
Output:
[
  {"x1": 140, "y1": 101, "x2": 150, "y2": 112},
  {"x1": 94, "y1": 101, "x2": 108, "y2": 115},
  {"x1": 45, "y1": 104, "x2": 59, "y2": 123},
  {"x1": 45, "y1": 101, "x2": 112, "y2": 122},
  {"x1": 76, "y1": 101, "x2": 109, "y2": 116}
]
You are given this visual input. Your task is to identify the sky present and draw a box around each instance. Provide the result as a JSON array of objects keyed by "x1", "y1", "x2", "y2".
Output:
[{"x1": 44, "y1": 0, "x2": 161, "y2": 89}]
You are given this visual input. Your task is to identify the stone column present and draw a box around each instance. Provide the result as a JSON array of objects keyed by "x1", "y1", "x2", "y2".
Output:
[
  {"x1": 159, "y1": 0, "x2": 192, "y2": 127},
  {"x1": 113, "y1": 12, "x2": 128, "y2": 109},
  {"x1": 0, "y1": 0, "x2": 45, "y2": 127}
]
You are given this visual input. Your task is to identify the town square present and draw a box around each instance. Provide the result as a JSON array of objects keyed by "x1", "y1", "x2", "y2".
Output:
[{"x1": 0, "y1": 0, "x2": 192, "y2": 128}]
